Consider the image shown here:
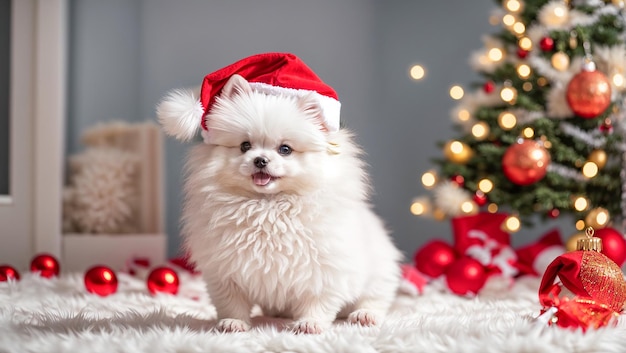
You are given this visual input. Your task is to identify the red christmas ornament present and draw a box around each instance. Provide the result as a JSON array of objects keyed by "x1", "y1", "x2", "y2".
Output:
[
  {"x1": 548, "y1": 208, "x2": 560, "y2": 219},
  {"x1": 539, "y1": 36, "x2": 555, "y2": 52},
  {"x1": 599, "y1": 118, "x2": 613, "y2": 134},
  {"x1": 483, "y1": 81, "x2": 495, "y2": 93},
  {"x1": 30, "y1": 253, "x2": 60, "y2": 278},
  {"x1": 450, "y1": 175, "x2": 465, "y2": 187},
  {"x1": 473, "y1": 191, "x2": 488, "y2": 206},
  {"x1": 566, "y1": 68, "x2": 612, "y2": 118},
  {"x1": 84, "y1": 265, "x2": 118, "y2": 296},
  {"x1": 413, "y1": 240, "x2": 457, "y2": 278},
  {"x1": 147, "y1": 267, "x2": 180, "y2": 295},
  {"x1": 595, "y1": 227, "x2": 626, "y2": 267},
  {"x1": 517, "y1": 48, "x2": 529, "y2": 59},
  {"x1": 445, "y1": 256, "x2": 488, "y2": 295},
  {"x1": 502, "y1": 139, "x2": 550, "y2": 186},
  {"x1": 538, "y1": 229, "x2": 626, "y2": 331},
  {"x1": 0, "y1": 265, "x2": 20, "y2": 281}
]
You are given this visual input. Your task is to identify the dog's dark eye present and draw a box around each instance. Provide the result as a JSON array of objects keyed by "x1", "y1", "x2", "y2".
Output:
[
  {"x1": 278, "y1": 144, "x2": 292, "y2": 156},
  {"x1": 240, "y1": 141, "x2": 252, "y2": 153}
]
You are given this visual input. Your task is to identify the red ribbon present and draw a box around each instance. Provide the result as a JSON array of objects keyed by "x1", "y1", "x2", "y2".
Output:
[{"x1": 540, "y1": 284, "x2": 619, "y2": 331}]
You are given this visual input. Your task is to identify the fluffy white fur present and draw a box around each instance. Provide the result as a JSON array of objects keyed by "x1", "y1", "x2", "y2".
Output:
[
  {"x1": 4, "y1": 273, "x2": 626, "y2": 353},
  {"x1": 156, "y1": 89, "x2": 204, "y2": 141},
  {"x1": 163, "y1": 75, "x2": 402, "y2": 334}
]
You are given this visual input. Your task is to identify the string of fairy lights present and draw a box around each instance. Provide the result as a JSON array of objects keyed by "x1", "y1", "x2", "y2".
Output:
[{"x1": 408, "y1": 0, "x2": 625, "y2": 235}]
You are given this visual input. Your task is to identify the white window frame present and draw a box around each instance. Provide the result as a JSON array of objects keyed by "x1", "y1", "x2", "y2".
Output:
[
  {"x1": 33, "y1": 0, "x2": 67, "y2": 255},
  {"x1": 11, "y1": 0, "x2": 67, "y2": 255}
]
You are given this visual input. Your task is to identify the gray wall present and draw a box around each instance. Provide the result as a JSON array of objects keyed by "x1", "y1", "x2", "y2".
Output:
[
  {"x1": 68, "y1": 0, "x2": 141, "y2": 155},
  {"x1": 0, "y1": 0, "x2": 10, "y2": 196},
  {"x1": 68, "y1": 1, "x2": 563, "y2": 259}
]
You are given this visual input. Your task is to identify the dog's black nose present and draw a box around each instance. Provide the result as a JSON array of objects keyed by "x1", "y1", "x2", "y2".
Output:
[{"x1": 254, "y1": 156, "x2": 269, "y2": 168}]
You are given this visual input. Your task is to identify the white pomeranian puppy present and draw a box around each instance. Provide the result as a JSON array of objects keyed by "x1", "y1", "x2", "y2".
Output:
[{"x1": 157, "y1": 54, "x2": 401, "y2": 334}]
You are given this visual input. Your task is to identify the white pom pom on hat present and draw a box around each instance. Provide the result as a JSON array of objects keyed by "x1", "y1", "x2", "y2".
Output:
[
  {"x1": 156, "y1": 52, "x2": 341, "y2": 141},
  {"x1": 156, "y1": 88, "x2": 204, "y2": 141}
]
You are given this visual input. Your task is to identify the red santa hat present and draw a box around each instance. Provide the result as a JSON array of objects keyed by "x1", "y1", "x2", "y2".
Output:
[
  {"x1": 515, "y1": 229, "x2": 564, "y2": 276},
  {"x1": 156, "y1": 52, "x2": 341, "y2": 141}
]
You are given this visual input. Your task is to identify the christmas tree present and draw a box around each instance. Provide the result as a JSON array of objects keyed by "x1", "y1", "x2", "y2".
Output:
[{"x1": 413, "y1": 0, "x2": 626, "y2": 234}]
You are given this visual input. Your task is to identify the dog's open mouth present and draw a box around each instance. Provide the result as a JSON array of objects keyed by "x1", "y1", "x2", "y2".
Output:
[{"x1": 252, "y1": 172, "x2": 277, "y2": 186}]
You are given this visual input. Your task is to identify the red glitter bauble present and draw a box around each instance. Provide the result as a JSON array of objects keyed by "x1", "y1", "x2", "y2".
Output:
[
  {"x1": 566, "y1": 69, "x2": 612, "y2": 118},
  {"x1": 414, "y1": 240, "x2": 457, "y2": 278},
  {"x1": 84, "y1": 265, "x2": 118, "y2": 296},
  {"x1": 147, "y1": 267, "x2": 180, "y2": 295},
  {"x1": 30, "y1": 253, "x2": 60, "y2": 278},
  {"x1": 540, "y1": 37, "x2": 555, "y2": 52},
  {"x1": 595, "y1": 227, "x2": 626, "y2": 267},
  {"x1": 0, "y1": 265, "x2": 20, "y2": 281},
  {"x1": 502, "y1": 139, "x2": 550, "y2": 186},
  {"x1": 445, "y1": 256, "x2": 487, "y2": 295}
]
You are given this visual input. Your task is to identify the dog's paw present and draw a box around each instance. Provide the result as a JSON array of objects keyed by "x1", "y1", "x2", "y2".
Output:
[
  {"x1": 348, "y1": 309, "x2": 378, "y2": 326},
  {"x1": 216, "y1": 318, "x2": 250, "y2": 333},
  {"x1": 292, "y1": 320, "x2": 323, "y2": 334}
]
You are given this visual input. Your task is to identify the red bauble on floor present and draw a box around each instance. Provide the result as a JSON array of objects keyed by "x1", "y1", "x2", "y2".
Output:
[
  {"x1": 445, "y1": 256, "x2": 487, "y2": 295},
  {"x1": 0, "y1": 265, "x2": 20, "y2": 281},
  {"x1": 147, "y1": 267, "x2": 180, "y2": 295},
  {"x1": 414, "y1": 240, "x2": 457, "y2": 278},
  {"x1": 84, "y1": 265, "x2": 118, "y2": 296},
  {"x1": 30, "y1": 253, "x2": 60, "y2": 278}
]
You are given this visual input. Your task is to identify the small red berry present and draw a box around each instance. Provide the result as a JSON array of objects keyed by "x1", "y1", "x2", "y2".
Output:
[
  {"x1": 473, "y1": 191, "x2": 488, "y2": 206},
  {"x1": 450, "y1": 175, "x2": 465, "y2": 187},
  {"x1": 517, "y1": 48, "x2": 529, "y2": 59},
  {"x1": 483, "y1": 81, "x2": 495, "y2": 93}
]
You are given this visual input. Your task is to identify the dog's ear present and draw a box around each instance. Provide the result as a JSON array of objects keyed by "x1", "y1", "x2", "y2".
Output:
[
  {"x1": 222, "y1": 74, "x2": 251, "y2": 99},
  {"x1": 299, "y1": 93, "x2": 329, "y2": 132}
]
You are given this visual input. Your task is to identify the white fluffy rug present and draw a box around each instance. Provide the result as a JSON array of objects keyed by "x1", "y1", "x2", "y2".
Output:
[{"x1": 1, "y1": 271, "x2": 626, "y2": 353}]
